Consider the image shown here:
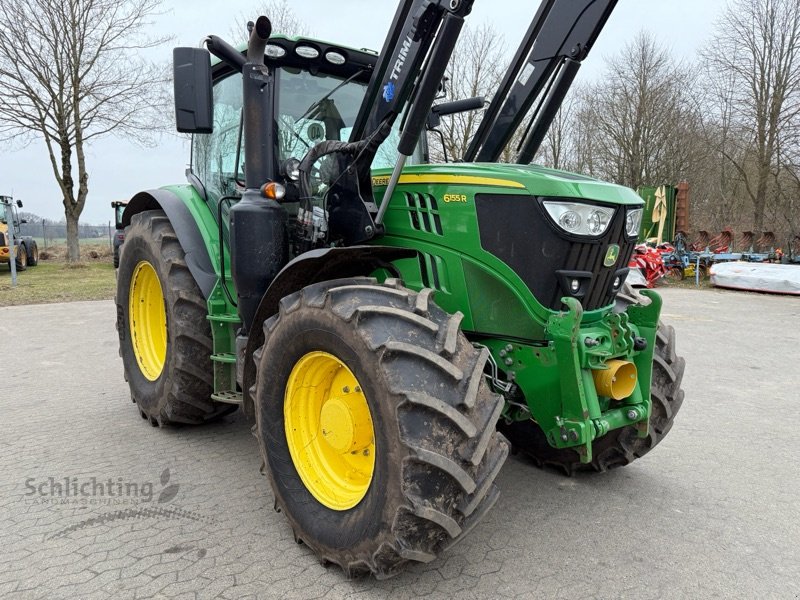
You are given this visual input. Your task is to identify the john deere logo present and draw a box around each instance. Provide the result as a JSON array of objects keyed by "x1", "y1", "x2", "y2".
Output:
[{"x1": 604, "y1": 244, "x2": 620, "y2": 267}]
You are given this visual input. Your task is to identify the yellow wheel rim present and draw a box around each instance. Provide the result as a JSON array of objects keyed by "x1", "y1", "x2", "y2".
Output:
[
  {"x1": 284, "y1": 351, "x2": 376, "y2": 510},
  {"x1": 129, "y1": 261, "x2": 167, "y2": 381}
]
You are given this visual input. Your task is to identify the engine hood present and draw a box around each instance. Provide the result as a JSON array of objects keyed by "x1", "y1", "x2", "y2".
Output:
[{"x1": 372, "y1": 162, "x2": 644, "y2": 206}]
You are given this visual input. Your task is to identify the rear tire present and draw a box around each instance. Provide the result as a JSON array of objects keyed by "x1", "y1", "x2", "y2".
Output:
[
  {"x1": 27, "y1": 242, "x2": 38, "y2": 267},
  {"x1": 499, "y1": 321, "x2": 685, "y2": 475},
  {"x1": 253, "y1": 278, "x2": 509, "y2": 579},
  {"x1": 115, "y1": 210, "x2": 236, "y2": 426}
]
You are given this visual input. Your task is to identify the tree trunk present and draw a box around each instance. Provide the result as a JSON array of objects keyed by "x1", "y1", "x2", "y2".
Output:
[
  {"x1": 65, "y1": 212, "x2": 80, "y2": 262},
  {"x1": 753, "y1": 165, "x2": 770, "y2": 232}
]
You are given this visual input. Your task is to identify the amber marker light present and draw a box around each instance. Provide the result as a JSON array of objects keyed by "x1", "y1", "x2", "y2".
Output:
[{"x1": 261, "y1": 182, "x2": 286, "y2": 201}]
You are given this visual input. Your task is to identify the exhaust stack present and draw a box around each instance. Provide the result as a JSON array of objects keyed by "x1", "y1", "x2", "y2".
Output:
[{"x1": 229, "y1": 15, "x2": 289, "y2": 334}]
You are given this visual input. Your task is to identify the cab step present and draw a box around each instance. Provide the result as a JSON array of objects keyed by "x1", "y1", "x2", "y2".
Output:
[
  {"x1": 212, "y1": 390, "x2": 242, "y2": 404},
  {"x1": 211, "y1": 352, "x2": 236, "y2": 364}
]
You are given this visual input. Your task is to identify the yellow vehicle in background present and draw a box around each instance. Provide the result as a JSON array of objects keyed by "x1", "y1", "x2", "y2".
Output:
[{"x1": 0, "y1": 196, "x2": 38, "y2": 271}]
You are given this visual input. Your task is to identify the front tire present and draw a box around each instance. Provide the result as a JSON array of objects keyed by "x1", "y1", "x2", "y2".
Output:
[
  {"x1": 253, "y1": 278, "x2": 509, "y2": 579},
  {"x1": 14, "y1": 245, "x2": 27, "y2": 271},
  {"x1": 115, "y1": 210, "x2": 235, "y2": 426}
]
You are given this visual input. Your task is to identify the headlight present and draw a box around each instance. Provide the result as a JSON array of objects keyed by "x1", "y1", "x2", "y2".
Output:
[
  {"x1": 282, "y1": 157, "x2": 301, "y2": 181},
  {"x1": 625, "y1": 208, "x2": 643, "y2": 238},
  {"x1": 542, "y1": 201, "x2": 615, "y2": 237},
  {"x1": 325, "y1": 51, "x2": 346, "y2": 65},
  {"x1": 265, "y1": 44, "x2": 286, "y2": 59},
  {"x1": 295, "y1": 45, "x2": 320, "y2": 59}
]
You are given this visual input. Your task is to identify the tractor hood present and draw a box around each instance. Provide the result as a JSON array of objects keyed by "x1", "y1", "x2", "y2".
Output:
[{"x1": 372, "y1": 162, "x2": 643, "y2": 206}]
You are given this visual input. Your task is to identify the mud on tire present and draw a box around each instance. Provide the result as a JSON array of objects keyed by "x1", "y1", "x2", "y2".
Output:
[
  {"x1": 116, "y1": 210, "x2": 236, "y2": 426},
  {"x1": 253, "y1": 278, "x2": 509, "y2": 579},
  {"x1": 499, "y1": 321, "x2": 685, "y2": 475}
]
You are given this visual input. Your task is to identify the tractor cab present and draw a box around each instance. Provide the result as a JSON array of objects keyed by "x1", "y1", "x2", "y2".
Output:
[
  {"x1": 0, "y1": 195, "x2": 22, "y2": 229},
  {"x1": 190, "y1": 36, "x2": 427, "y2": 209}
]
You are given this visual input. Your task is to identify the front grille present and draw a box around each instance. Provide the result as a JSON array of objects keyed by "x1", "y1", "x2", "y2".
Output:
[
  {"x1": 0, "y1": 232, "x2": 5, "y2": 247},
  {"x1": 475, "y1": 194, "x2": 636, "y2": 311}
]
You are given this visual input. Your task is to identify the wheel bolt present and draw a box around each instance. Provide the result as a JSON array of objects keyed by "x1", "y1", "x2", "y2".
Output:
[{"x1": 342, "y1": 386, "x2": 350, "y2": 393}]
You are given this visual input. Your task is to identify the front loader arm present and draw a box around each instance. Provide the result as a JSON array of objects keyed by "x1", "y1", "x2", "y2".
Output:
[
  {"x1": 464, "y1": 0, "x2": 617, "y2": 164},
  {"x1": 295, "y1": 0, "x2": 474, "y2": 245}
]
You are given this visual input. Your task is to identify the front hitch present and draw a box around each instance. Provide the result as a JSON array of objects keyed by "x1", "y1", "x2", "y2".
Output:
[{"x1": 542, "y1": 293, "x2": 661, "y2": 463}]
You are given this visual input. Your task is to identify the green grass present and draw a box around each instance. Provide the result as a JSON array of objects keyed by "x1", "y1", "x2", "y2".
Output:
[{"x1": 0, "y1": 261, "x2": 116, "y2": 306}]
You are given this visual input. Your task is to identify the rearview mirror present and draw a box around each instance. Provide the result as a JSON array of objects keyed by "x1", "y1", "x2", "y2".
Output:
[
  {"x1": 173, "y1": 47, "x2": 214, "y2": 133},
  {"x1": 427, "y1": 96, "x2": 485, "y2": 129},
  {"x1": 16, "y1": 199, "x2": 22, "y2": 208}
]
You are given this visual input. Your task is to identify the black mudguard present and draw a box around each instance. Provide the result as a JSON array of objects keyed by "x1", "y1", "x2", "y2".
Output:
[
  {"x1": 241, "y1": 245, "x2": 416, "y2": 417},
  {"x1": 121, "y1": 190, "x2": 217, "y2": 298}
]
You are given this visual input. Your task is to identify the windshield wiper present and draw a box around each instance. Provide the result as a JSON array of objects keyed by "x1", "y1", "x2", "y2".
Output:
[{"x1": 297, "y1": 68, "x2": 368, "y2": 123}]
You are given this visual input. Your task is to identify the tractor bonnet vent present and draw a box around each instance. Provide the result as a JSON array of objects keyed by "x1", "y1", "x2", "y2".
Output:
[{"x1": 404, "y1": 192, "x2": 443, "y2": 236}]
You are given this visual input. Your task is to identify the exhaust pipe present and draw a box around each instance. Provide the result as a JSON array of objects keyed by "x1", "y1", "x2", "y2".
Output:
[
  {"x1": 247, "y1": 15, "x2": 271, "y2": 62},
  {"x1": 230, "y1": 14, "x2": 289, "y2": 333},
  {"x1": 592, "y1": 360, "x2": 637, "y2": 401}
]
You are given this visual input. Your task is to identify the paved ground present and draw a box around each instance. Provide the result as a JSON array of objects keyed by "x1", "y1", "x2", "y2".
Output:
[{"x1": 0, "y1": 287, "x2": 798, "y2": 599}]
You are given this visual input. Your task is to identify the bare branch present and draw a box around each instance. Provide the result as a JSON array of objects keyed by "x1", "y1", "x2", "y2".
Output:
[{"x1": 0, "y1": 0, "x2": 170, "y2": 261}]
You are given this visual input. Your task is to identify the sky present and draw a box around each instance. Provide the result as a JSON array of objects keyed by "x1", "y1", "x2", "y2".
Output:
[{"x1": 1, "y1": 0, "x2": 727, "y2": 224}]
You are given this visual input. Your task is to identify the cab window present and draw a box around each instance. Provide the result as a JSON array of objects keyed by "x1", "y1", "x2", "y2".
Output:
[{"x1": 192, "y1": 73, "x2": 243, "y2": 204}]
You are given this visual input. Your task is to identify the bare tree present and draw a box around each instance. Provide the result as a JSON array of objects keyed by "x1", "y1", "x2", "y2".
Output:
[
  {"x1": 0, "y1": 0, "x2": 168, "y2": 262},
  {"x1": 578, "y1": 32, "x2": 695, "y2": 190},
  {"x1": 230, "y1": 0, "x2": 312, "y2": 42},
  {"x1": 773, "y1": 132, "x2": 800, "y2": 244},
  {"x1": 702, "y1": 0, "x2": 800, "y2": 231},
  {"x1": 538, "y1": 93, "x2": 578, "y2": 170},
  {"x1": 427, "y1": 23, "x2": 506, "y2": 163}
]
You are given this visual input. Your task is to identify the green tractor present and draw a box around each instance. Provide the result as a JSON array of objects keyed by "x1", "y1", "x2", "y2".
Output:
[{"x1": 116, "y1": 0, "x2": 684, "y2": 579}]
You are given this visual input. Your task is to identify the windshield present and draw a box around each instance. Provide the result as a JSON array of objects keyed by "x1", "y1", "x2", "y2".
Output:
[
  {"x1": 277, "y1": 68, "x2": 425, "y2": 169},
  {"x1": 192, "y1": 67, "x2": 427, "y2": 206},
  {"x1": 0, "y1": 202, "x2": 7, "y2": 223}
]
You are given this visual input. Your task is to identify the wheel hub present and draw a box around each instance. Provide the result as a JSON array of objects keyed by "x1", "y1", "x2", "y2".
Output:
[
  {"x1": 320, "y1": 393, "x2": 373, "y2": 454},
  {"x1": 129, "y1": 260, "x2": 167, "y2": 381},
  {"x1": 284, "y1": 351, "x2": 375, "y2": 511}
]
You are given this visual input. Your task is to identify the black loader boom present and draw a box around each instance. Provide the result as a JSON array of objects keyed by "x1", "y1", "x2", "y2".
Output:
[{"x1": 464, "y1": 0, "x2": 617, "y2": 163}]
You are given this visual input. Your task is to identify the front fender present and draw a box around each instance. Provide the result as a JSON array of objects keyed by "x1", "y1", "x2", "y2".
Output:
[{"x1": 240, "y1": 245, "x2": 416, "y2": 417}]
